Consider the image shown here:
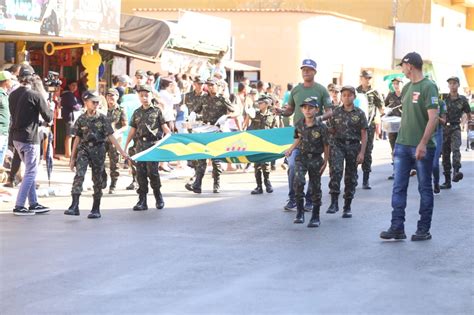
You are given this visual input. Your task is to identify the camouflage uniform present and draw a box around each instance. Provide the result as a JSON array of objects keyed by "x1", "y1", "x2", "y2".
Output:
[
  {"x1": 442, "y1": 95, "x2": 471, "y2": 175},
  {"x1": 293, "y1": 118, "x2": 328, "y2": 207},
  {"x1": 130, "y1": 105, "x2": 166, "y2": 195},
  {"x1": 328, "y1": 106, "x2": 368, "y2": 200},
  {"x1": 105, "y1": 104, "x2": 127, "y2": 189},
  {"x1": 182, "y1": 90, "x2": 206, "y2": 169},
  {"x1": 384, "y1": 91, "x2": 402, "y2": 153},
  {"x1": 249, "y1": 109, "x2": 276, "y2": 192},
  {"x1": 356, "y1": 86, "x2": 383, "y2": 184},
  {"x1": 191, "y1": 94, "x2": 234, "y2": 192},
  {"x1": 71, "y1": 113, "x2": 114, "y2": 198}
]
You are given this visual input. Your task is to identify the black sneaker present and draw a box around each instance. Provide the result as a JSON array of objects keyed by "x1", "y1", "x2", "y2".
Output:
[
  {"x1": 433, "y1": 184, "x2": 440, "y2": 195},
  {"x1": 411, "y1": 230, "x2": 432, "y2": 241},
  {"x1": 28, "y1": 203, "x2": 50, "y2": 214},
  {"x1": 380, "y1": 227, "x2": 406, "y2": 240},
  {"x1": 284, "y1": 200, "x2": 297, "y2": 211},
  {"x1": 13, "y1": 206, "x2": 35, "y2": 216}
]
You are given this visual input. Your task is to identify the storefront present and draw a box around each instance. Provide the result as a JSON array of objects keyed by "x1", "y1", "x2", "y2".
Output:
[{"x1": 0, "y1": 0, "x2": 121, "y2": 154}]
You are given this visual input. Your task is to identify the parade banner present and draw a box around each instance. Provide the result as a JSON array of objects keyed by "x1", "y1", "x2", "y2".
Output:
[{"x1": 132, "y1": 127, "x2": 294, "y2": 163}]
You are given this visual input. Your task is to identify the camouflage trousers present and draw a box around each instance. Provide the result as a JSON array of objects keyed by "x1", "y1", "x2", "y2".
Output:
[
  {"x1": 442, "y1": 125, "x2": 462, "y2": 173},
  {"x1": 294, "y1": 153, "x2": 323, "y2": 206},
  {"x1": 105, "y1": 140, "x2": 120, "y2": 185},
  {"x1": 135, "y1": 141, "x2": 161, "y2": 194},
  {"x1": 254, "y1": 162, "x2": 270, "y2": 186},
  {"x1": 362, "y1": 124, "x2": 375, "y2": 173},
  {"x1": 193, "y1": 159, "x2": 222, "y2": 189},
  {"x1": 71, "y1": 144, "x2": 106, "y2": 198},
  {"x1": 328, "y1": 142, "x2": 360, "y2": 199},
  {"x1": 128, "y1": 145, "x2": 137, "y2": 179}
]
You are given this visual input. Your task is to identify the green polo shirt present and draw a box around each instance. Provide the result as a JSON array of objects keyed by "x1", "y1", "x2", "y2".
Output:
[
  {"x1": 0, "y1": 87, "x2": 9, "y2": 135},
  {"x1": 396, "y1": 78, "x2": 438, "y2": 148},
  {"x1": 288, "y1": 82, "x2": 331, "y2": 122}
]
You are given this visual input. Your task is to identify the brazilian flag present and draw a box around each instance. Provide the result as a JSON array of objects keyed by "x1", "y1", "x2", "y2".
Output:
[{"x1": 132, "y1": 127, "x2": 294, "y2": 163}]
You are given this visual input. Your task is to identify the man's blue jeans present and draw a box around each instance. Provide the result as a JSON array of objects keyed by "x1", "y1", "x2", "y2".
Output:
[
  {"x1": 288, "y1": 148, "x2": 311, "y2": 202},
  {"x1": 432, "y1": 127, "x2": 443, "y2": 185},
  {"x1": 13, "y1": 141, "x2": 39, "y2": 208},
  {"x1": 391, "y1": 144, "x2": 435, "y2": 231}
]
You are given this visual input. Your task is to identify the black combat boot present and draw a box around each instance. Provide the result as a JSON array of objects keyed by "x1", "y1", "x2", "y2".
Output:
[
  {"x1": 109, "y1": 178, "x2": 117, "y2": 194},
  {"x1": 126, "y1": 178, "x2": 136, "y2": 190},
  {"x1": 64, "y1": 194, "x2": 80, "y2": 216},
  {"x1": 263, "y1": 172, "x2": 273, "y2": 193},
  {"x1": 251, "y1": 171, "x2": 263, "y2": 194},
  {"x1": 326, "y1": 194, "x2": 339, "y2": 214},
  {"x1": 185, "y1": 174, "x2": 202, "y2": 193},
  {"x1": 294, "y1": 200, "x2": 305, "y2": 224},
  {"x1": 307, "y1": 205, "x2": 321, "y2": 228},
  {"x1": 342, "y1": 199, "x2": 352, "y2": 218},
  {"x1": 88, "y1": 196, "x2": 101, "y2": 219},
  {"x1": 362, "y1": 172, "x2": 371, "y2": 189},
  {"x1": 452, "y1": 169, "x2": 464, "y2": 183},
  {"x1": 154, "y1": 189, "x2": 165, "y2": 209},
  {"x1": 440, "y1": 173, "x2": 451, "y2": 189},
  {"x1": 380, "y1": 227, "x2": 407, "y2": 240},
  {"x1": 133, "y1": 194, "x2": 148, "y2": 211}
]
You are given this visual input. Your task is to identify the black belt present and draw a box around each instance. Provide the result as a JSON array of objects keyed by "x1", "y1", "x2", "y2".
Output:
[
  {"x1": 336, "y1": 139, "x2": 360, "y2": 145},
  {"x1": 299, "y1": 152, "x2": 322, "y2": 158},
  {"x1": 138, "y1": 136, "x2": 158, "y2": 142},
  {"x1": 446, "y1": 122, "x2": 460, "y2": 126},
  {"x1": 84, "y1": 141, "x2": 105, "y2": 147}
]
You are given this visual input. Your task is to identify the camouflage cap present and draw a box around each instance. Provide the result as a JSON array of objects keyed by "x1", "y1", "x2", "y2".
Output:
[
  {"x1": 82, "y1": 90, "x2": 100, "y2": 102},
  {"x1": 300, "y1": 96, "x2": 320, "y2": 107},
  {"x1": 249, "y1": 88, "x2": 258, "y2": 95},
  {"x1": 135, "y1": 69, "x2": 146, "y2": 77},
  {"x1": 360, "y1": 70, "x2": 373, "y2": 78},
  {"x1": 340, "y1": 85, "x2": 356, "y2": 95},
  {"x1": 136, "y1": 85, "x2": 152, "y2": 93},
  {"x1": 206, "y1": 78, "x2": 218, "y2": 85},
  {"x1": 447, "y1": 76, "x2": 460, "y2": 84},
  {"x1": 106, "y1": 88, "x2": 119, "y2": 96},
  {"x1": 257, "y1": 95, "x2": 272, "y2": 104}
]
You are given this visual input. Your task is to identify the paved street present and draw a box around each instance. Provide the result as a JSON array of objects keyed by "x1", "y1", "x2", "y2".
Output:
[{"x1": 1, "y1": 139, "x2": 473, "y2": 315}]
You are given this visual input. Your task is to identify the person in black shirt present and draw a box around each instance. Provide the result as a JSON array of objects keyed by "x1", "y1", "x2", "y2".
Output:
[{"x1": 9, "y1": 65, "x2": 53, "y2": 216}]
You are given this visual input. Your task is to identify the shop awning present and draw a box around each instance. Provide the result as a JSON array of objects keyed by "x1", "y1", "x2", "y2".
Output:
[
  {"x1": 432, "y1": 62, "x2": 469, "y2": 93},
  {"x1": 223, "y1": 60, "x2": 260, "y2": 71},
  {"x1": 116, "y1": 15, "x2": 172, "y2": 60},
  {"x1": 99, "y1": 45, "x2": 158, "y2": 63}
]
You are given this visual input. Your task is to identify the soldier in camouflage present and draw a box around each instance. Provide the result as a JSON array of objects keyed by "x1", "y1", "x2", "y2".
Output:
[
  {"x1": 356, "y1": 70, "x2": 384, "y2": 189},
  {"x1": 285, "y1": 97, "x2": 329, "y2": 228},
  {"x1": 185, "y1": 78, "x2": 234, "y2": 194},
  {"x1": 243, "y1": 95, "x2": 276, "y2": 195},
  {"x1": 440, "y1": 76, "x2": 472, "y2": 188},
  {"x1": 327, "y1": 86, "x2": 368, "y2": 218},
  {"x1": 105, "y1": 88, "x2": 127, "y2": 194},
  {"x1": 65, "y1": 91, "x2": 128, "y2": 219},
  {"x1": 125, "y1": 85, "x2": 171, "y2": 211}
]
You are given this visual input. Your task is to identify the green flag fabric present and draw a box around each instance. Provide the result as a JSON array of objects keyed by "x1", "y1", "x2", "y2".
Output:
[{"x1": 132, "y1": 127, "x2": 294, "y2": 163}]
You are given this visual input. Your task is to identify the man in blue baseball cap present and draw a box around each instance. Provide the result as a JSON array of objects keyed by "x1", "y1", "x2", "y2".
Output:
[{"x1": 276, "y1": 59, "x2": 332, "y2": 211}]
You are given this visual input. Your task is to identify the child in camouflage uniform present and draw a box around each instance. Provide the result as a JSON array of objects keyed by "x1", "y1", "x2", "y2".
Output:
[
  {"x1": 65, "y1": 91, "x2": 128, "y2": 219},
  {"x1": 243, "y1": 95, "x2": 276, "y2": 195},
  {"x1": 326, "y1": 86, "x2": 368, "y2": 218},
  {"x1": 285, "y1": 97, "x2": 329, "y2": 228}
]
